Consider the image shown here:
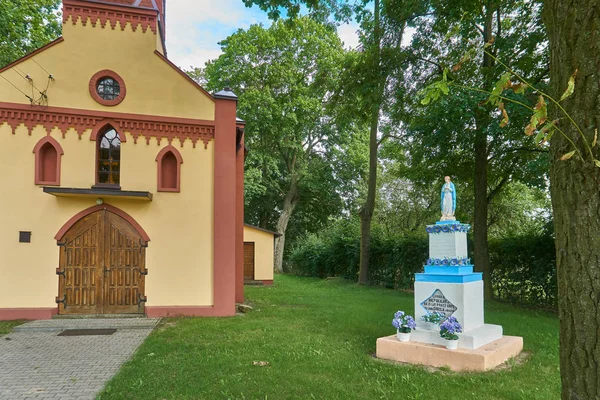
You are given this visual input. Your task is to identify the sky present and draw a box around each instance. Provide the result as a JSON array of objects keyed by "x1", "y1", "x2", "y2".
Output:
[{"x1": 164, "y1": 0, "x2": 361, "y2": 70}]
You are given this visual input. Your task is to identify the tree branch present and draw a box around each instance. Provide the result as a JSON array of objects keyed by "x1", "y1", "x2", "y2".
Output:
[
  {"x1": 487, "y1": 146, "x2": 549, "y2": 162},
  {"x1": 486, "y1": 175, "x2": 509, "y2": 203}
]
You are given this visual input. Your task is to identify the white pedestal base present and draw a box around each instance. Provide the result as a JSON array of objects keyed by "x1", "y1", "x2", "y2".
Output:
[
  {"x1": 410, "y1": 324, "x2": 503, "y2": 350},
  {"x1": 415, "y1": 281, "x2": 484, "y2": 332}
]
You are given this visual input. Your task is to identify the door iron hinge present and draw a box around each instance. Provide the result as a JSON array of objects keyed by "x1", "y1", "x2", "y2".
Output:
[
  {"x1": 139, "y1": 268, "x2": 148, "y2": 276},
  {"x1": 137, "y1": 294, "x2": 148, "y2": 307},
  {"x1": 55, "y1": 267, "x2": 65, "y2": 277},
  {"x1": 56, "y1": 295, "x2": 67, "y2": 308}
]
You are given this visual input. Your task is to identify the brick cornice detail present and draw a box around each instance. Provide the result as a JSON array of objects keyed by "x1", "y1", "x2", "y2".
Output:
[
  {"x1": 0, "y1": 103, "x2": 215, "y2": 149},
  {"x1": 63, "y1": 0, "x2": 158, "y2": 34}
]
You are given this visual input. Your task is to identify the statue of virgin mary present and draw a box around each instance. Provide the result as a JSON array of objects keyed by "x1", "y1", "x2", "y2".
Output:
[{"x1": 440, "y1": 176, "x2": 456, "y2": 221}]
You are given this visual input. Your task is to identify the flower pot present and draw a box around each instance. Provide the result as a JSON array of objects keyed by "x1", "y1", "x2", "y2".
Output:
[
  {"x1": 445, "y1": 339, "x2": 458, "y2": 350},
  {"x1": 396, "y1": 331, "x2": 411, "y2": 342}
]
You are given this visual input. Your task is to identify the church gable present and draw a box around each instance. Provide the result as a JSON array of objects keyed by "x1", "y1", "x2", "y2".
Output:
[{"x1": 0, "y1": 0, "x2": 212, "y2": 121}]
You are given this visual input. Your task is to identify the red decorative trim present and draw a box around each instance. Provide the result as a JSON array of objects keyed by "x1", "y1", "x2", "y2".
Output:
[
  {"x1": 153, "y1": 51, "x2": 214, "y2": 100},
  {"x1": 155, "y1": 145, "x2": 183, "y2": 192},
  {"x1": 89, "y1": 70, "x2": 127, "y2": 107},
  {"x1": 145, "y1": 306, "x2": 225, "y2": 318},
  {"x1": 261, "y1": 280, "x2": 274, "y2": 286},
  {"x1": 90, "y1": 120, "x2": 127, "y2": 142},
  {"x1": 33, "y1": 136, "x2": 64, "y2": 186},
  {"x1": 63, "y1": 0, "x2": 158, "y2": 34},
  {"x1": 0, "y1": 38, "x2": 65, "y2": 75},
  {"x1": 0, "y1": 307, "x2": 58, "y2": 321},
  {"x1": 212, "y1": 96, "x2": 238, "y2": 317},
  {"x1": 0, "y1": 102, "x2": 214, "y2": 148},
  {"x1": 55, "y1": 204, "x2": 150, "y2": 243}
]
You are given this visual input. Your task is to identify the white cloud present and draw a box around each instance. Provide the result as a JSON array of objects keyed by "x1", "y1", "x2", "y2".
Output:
[
  {"x1": 337, "y1": 22, "x2": 360, "y2": 50},
  {"x1": 165, "y1": 0, "x2": 269, "y2": 70}
]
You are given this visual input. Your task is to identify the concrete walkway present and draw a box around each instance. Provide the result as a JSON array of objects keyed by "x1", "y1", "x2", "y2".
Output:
[{"x1": 0, "y1": 318, "x2": 159, "y2": 400}]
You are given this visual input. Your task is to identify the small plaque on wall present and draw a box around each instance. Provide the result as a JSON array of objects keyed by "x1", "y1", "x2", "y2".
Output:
[{"x1": 19, "y1": 231, "x2": 31, "y2": 243}]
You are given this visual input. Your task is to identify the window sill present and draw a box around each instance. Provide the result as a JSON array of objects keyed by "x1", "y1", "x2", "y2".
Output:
[{"x1": 42, "y1": 187, "x2": 153, "y2": 201}]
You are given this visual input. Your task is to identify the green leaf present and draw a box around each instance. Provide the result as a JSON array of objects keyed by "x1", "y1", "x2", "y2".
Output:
[
  {"x1": 593, "y1": 128, "x2": 597, "y2": 148},
  {"x1": 534, "y1": 130, "x2": 545, "y2": 144},
  {"x1": 560, "y1": 151, "x2": 576, "y2": 161},
  {"x1": 594, "y1": 160, "x2": 600, "y2": 168},
  {"x1": 488, "y1": 72, "x2": 511, "y2": 106},
  {"x1": 560, "y1": 69, "x2": 578, "y2": 102}
]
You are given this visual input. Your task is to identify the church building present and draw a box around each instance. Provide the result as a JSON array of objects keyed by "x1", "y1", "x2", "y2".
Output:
[{"x1": 0, "y1": 0, "x2": 247, "y2": 319}]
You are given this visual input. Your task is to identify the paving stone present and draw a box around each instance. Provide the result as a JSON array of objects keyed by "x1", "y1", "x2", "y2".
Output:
[{"x1": 0, "y1": 320, "x2": 155, "y2": 400}]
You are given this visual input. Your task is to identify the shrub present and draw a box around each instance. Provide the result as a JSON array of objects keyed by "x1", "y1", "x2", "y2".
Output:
[{"x1": 289, "y1": 222, "x2": 557, "y2": 309}]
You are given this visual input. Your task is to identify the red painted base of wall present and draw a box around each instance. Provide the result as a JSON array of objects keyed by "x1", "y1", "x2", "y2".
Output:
[
  {"x1": 145, "y1": 306, "x2": 235, "y2": 318},
  {"x1": 261, "y1": 280, "x2": 274, "y2": 286},
  {"x1": 0, "y1": 307, "x2": 58, "y2": 321}
]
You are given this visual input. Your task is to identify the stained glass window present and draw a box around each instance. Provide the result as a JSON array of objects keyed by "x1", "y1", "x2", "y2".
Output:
[
  {"x1": 98, "y1": 128, "x2": 121, "y2": 185},
  {"x1": 96, "y1": 77, "x2": 121, "y2": 101}
]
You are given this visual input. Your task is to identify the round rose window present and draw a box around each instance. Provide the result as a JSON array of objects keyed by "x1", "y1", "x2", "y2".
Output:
[
  {"x1": 89, "y1": 70, "x2": 126, "y2": 106},
  {"x1": 96, "y1": 77, "x2": 120, "y2": 100}
]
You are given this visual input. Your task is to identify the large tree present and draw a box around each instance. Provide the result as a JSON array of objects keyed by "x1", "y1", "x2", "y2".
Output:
[
  {"x1": 405, "y1": 0, "x2": 548, "y2": 298},
  {"x1": 0, "y1": 0, "x2": 61, "y2": 68},
  {"x1": 245, "y1": 0, "x2": 426, "y2": 284},
  {"x1": 543, "y1": 0, "x2": 600, "y2": 397},
  {"x1": 203, "y1": 17, "x2": 346, "y2": 273}
]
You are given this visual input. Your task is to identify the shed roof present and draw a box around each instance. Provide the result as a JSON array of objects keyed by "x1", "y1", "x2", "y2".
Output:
[{"x1": 244, "y1": 224, "x2": 282, "y2": 237}]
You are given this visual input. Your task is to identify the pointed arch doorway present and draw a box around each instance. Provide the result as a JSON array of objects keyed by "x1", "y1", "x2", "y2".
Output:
[{"x1": 55, "y1": 205, "x2": 149, "y2": 315}]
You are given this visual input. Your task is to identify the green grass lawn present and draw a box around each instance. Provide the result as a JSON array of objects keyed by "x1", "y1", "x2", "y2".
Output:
[
  {"x1": 99, "y1": 275, "x2": 560, "y2": 400},
  {"x1": 0, "y1": 320, "x2": 23, "y2": 335}
]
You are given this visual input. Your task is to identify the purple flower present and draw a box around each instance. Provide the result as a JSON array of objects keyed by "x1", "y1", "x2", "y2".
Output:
[
  {"x1": 442, "y1": 225, "x2": 450, "y2": 233},
  {"x1": 392, "y1": 310, "x2": 416, "y2": 333},
  {"x1": 441, "y1": 258, "x2": 450, "y2": 266},
  {"x1": 450, "y1": 258, "x2": 458, "y2": 266},
  {"x1": 440, "y1": 316, "x2": 462, "y2": 340},
  {"x1": 434, "y1": 259, "x2": 442, "y2": 266},
  {"x1": 426, "y1": 258, "x2": 433, "y2": 265}
]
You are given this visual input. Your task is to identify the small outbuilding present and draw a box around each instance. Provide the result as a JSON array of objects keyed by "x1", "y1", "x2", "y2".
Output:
[{"x1": 243, "y1": 225, "x2": 280, "y2": 285}]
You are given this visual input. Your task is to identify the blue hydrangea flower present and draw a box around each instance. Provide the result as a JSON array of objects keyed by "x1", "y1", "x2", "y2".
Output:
[
  {"x1": 434, "y1": 259, "x2": 442, "y2": 266},
  {"x1": 434, "y1": 226, "x2": 441, "y2": 233}
]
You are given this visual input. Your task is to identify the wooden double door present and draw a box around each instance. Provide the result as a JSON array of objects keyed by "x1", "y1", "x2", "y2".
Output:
[{"x1": 57, "y1": 209, "x2": 147, "y2": 315}]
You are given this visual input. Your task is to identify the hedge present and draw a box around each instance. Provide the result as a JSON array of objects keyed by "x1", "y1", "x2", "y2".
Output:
[{"x1": 288, "y1": 226, "x2": 556, "y2": 309}]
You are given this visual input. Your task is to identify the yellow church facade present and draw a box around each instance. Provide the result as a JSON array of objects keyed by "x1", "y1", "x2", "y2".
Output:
[{"x1": 0, "y1": 0, "x2": 246, "y2": 319}]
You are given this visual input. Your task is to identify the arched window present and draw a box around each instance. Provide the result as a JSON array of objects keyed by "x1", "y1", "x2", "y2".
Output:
[
  {"x1": 156, "y1": 146, "x2": 183, "y2": 192},
  {"x1": 33, "y1": 136, "x2": 64, "y2": 186},
  {"x1": 97, "y1": 127, "x2": 121, "y2": 186}
]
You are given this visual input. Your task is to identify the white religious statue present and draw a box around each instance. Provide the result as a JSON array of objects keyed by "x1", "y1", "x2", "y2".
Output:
[{"x1": 440, "y1": 176, "x2": 457, "y2": 221}]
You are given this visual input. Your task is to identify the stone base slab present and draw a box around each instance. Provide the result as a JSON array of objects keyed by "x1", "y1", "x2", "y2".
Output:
[
  {"x1": 411, "y1": 323, "x2": 503, "y2": 349},
  {"x1": 376, "y1": 334, "x2": 523, "y2": 372}
]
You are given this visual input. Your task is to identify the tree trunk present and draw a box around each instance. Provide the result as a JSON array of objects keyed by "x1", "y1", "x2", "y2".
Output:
[
  {"x1": 473, "y1": 121, "x2": 493, "y2": 298},
  {"x1": 472, "y1": 3, "x2": 496, "y2": 299},
  {"x1": 543, "y1": 1, "x2": 600, "y2": 398},
  {"x1": 357, "y1": 0, "x2": 381, "y2": 285},
  {"x1": 274, "y1": 176, "x2": 299, "y2": 273},
  {"x1": 358, "y1": 114, "x2": 380, "y2": 284}
]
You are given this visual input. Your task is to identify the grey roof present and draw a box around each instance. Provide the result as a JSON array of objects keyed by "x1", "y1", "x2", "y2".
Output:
[
  {"x1": 213, "y1": 88, "x2": 238, "y2": 100},
  {"x1": 236, "y1": 117, "x2": 246, "y2": 124},
  {"x1": 244, "y1": 224, "x2": 281, "y2": 237}
]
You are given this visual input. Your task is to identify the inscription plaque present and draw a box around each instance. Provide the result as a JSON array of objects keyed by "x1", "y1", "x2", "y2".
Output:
[{"x1": 421, "y1": 289, "x2": 457, "y2": 317}]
